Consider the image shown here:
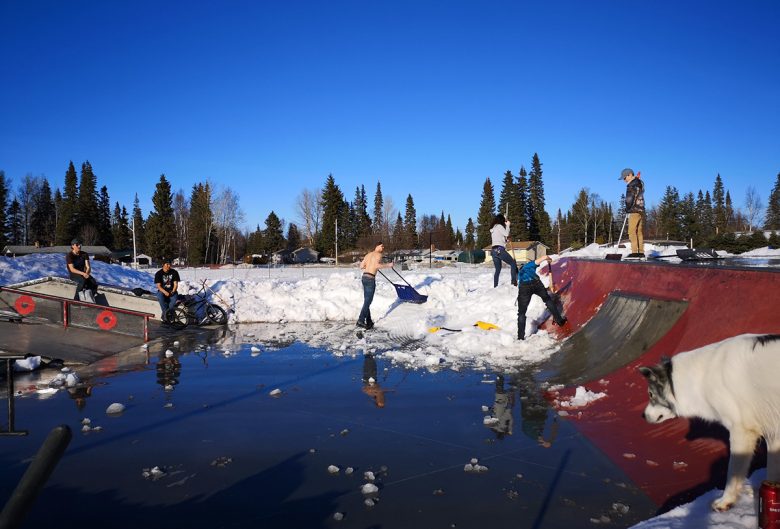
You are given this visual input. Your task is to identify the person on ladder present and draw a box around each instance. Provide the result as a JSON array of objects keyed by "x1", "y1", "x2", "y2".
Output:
[
  {"x1": 517, "y1": 256, "x2": 567, "y2": 340},
  {"x1": 357, "y1": 241, "x2": 394, "y2": 330}
]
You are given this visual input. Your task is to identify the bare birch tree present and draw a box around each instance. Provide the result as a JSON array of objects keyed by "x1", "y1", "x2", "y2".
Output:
[
  {"x1": 173, "y1": 189, "x2": 189, "y2": 263},
  {"x1": 212, "y1": 186, "x2": 245, "y2": 264},
  {"x1": 295, "y1": 188, "x2": 322, "y2": 246},
  {"x1": 744, "y1": 186, "x2": 763, "y2": 232}
]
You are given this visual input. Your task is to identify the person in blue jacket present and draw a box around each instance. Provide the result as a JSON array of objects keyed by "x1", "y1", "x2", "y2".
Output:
[{"x1": 517, "y1": 255, "x2": 567, "y2": 340}]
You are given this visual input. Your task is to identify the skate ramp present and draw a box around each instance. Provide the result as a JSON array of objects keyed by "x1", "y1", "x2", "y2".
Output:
[{"x1": 540, "y1": 293, "x2": 688, "y2": 385}]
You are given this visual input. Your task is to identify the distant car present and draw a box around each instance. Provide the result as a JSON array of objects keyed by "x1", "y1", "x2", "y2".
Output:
[{"x1": 319, "y1": 257, "x2": 336, "y2": 264}]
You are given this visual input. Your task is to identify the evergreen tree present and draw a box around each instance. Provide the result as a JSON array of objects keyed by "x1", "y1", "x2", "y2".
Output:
[
  {"x1": 404, "y1": 194, "x2": 417, "y2": 248},
  {"x1": 516, "y1": 166, "x2": 530, "y2": 240},
  {"x1": 263, "y1": 211, "x2": 285, "y2": 252},
  {"x1": 391, "y1": 213, "x2": 404, "y2": 250},
  {"x1": 712, "y1": 174, "x2": 726, "y2": 234},
  {"x1": 372, "y1": 181, "x2": 384, "y2": 235},
  {"x1": 286, "y1": 223, "x2": 301, "y2": 250},
  {"x1": 318, "y1": 174, "x2": 346, "y2": 256},
  {"x1": 657, "y1": 186, "x2": 681, "y2": 240},
  {"x1": 76, "y1": 161, "x2": 100, "y2": 242},
  {"x1": 246, "y1": 225, "x2": 265, "y2": 256},
  {"x1": 446, "y1": 214, "x2": 455, "y2": 248},
  {"x1": 53, "y1": 189, "x2": 62, "y2": 242},
  {"x1": 454, "y1": 228, "x2": 463, "y2": 247},
  {"x1": 498, "y1": 170, "x2": 522, "y2": 235},
  {"x1": 30, "y1": 179, "x2": 56, "y2": 246},
  {"x1": 527, "y1": 153, "x2": 551, "y2": 243},
  {"x1": 132, "y1": 194, "x2": 146, "y2": 255},
  {"x1": 55, "y1": 161, "x2": 79, "y2": 244},
  {"x1": 476, "y1": 177, "x2": 496, "y2": 249},
  {"x1": 679, "y1": 192, "x2": 698, "y2": 244},
  {"x1": 766, "y1": 172, "x2": 780, "y2": 230},
  {"x1": 97, "y1": 186, "x2": 113, "y2": 247},
  {"x1": 725, "y1": 191, "x2": 735, "y2": 231},
  {"x1": 7, "y1": 199, "x2": 22, "y2": 244},
  {"x1": 0, "y1": 171, "x2": 7, "y2": 248},
  {"x1": 145, "y1": 174, "x2": 176, "y2": 261},
  {"x1": 188, "y1": 183, "x2": 214, "y2": 264},
  {"x1": 465, "y1": 218, "x2": 476, "y2": 248},
  {"x1": 352, "y1": 186, "x2": 371, "y2": 244}
]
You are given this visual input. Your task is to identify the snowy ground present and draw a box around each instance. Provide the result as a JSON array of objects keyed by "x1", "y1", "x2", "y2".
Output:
[{"x1": 2, "y1": 243, "x2": 779, "y2": 528}]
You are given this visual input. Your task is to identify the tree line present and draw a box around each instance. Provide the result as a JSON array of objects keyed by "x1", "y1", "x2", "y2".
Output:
[{"x1": 1, "y1": 158, "x2": 778, "y2": 265}]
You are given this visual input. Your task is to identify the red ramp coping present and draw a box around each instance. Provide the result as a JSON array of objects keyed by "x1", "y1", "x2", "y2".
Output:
[
  {"x1": 0, "y1": 287, "x2": 152, "y2": 341},
  {"x1": 543, "y1": 258, "x2": 780, "y2": 510}
]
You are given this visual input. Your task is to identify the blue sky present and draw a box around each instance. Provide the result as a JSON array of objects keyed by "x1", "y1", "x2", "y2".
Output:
[{"x1": 1, "y1": 0, "x2": 778, "y2": 233}]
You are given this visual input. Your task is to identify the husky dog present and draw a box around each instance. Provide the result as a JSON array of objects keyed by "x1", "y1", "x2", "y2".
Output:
[{"x1": 639, "y1": 333, "x2": 780, "y2": 512}]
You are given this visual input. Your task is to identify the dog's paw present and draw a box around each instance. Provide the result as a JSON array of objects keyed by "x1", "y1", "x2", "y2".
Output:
[{"x1": 711, "y1": 496, "x2": 735, "y2": 512}]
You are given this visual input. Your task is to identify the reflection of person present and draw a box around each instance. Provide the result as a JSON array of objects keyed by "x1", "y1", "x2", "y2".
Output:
[
  {"x1": 154, "y1": 260, "x2": 180, "y2": 322},
  {"x1": 517, "y1": 256, "x2": 567, "y2": 340},
  {"x1": 620, "y1": 168, "x2": 645, "y2": 257},
  {"x1": 489, "y1": 214, "x2": 518, "y2": 287},
  {"x1": 66, "y1": 239, "x2": 98, "y2": 303},
  {"x1": 357, "y1": 242, "x2": 393, "y2": 330},
  {"x1": 156, "y1": 354, "x2": 182, "y2": 396},
  {"x1": 516, "y1": 372, "x2": 558, "y2": 448},
  {"x1": 487, "y1": 375, "x2": 514, "y2": 439},
  {"x1": 361, "y1": 354, "x2": 386, "y2": 408},
  {"x1": 67, "y1": 384, "x2": 93, "y2": 411}
]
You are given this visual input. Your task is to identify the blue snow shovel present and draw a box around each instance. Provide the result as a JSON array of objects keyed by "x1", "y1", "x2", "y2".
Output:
[{"x1": 377, "y1": 268, "x2": 428, "y2": 304}]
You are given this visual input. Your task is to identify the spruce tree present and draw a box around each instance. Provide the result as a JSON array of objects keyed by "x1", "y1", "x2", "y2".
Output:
[
  {"x1": 679, "y1": 192, "x2": 698, "y2": 244},
  {"x1": 263, "y1": 211, "x2": 285, "y2": 252},
  {"x1": 446, "y1": 214, "x2": 454, "y2": 249},
  {"x1": 476, "y1": 177, "x2": 496, "y2": 249},
  {"x1": 516, "y1": 166, "x2": 530, "y2": 240},
  {"x1": 286, "y1": 223, "x2": 301, "y2": 250},
  {"x1": 188, "y1": 183, "x2": 213, "y2": 264},
  {"x1": 725, "y1": 191, "x2": 735, "y2": 231},
  {"x1": 318, "y1": 174, "x2": 345, "y2": 255},
  {"x1": 765, "y1": 172, "x2": 780, "y2": 230},
  {"x1": 7, "y1": 199, "x2": 22, "y2": 244},
  {"x1": 0, "y1": 171, "x2": 7, "y2": 248},
  {"x1": 404, "y1": 194, "x2": 418, "y2": 248},
  {"x1": 76, "y1": 161, "x2": 100, "y2": 242},
  {"x1": 372, "y1": 181, "x2": 384, "y2": 235},
  {"x1": 132, "y1": 194, "x2": 146, "y2": 255},
  {"x1": 712, "y1": 174, "x2": 726, "y2": 234},
  {"x1": 55, "y1": 161, "x2": 79, "y2": 244},
  {"x1": 465, "y1": 218, "x2": 476, "y2": 248},
  {"x1": 145, "y1": 174, "x2": 176, "y2": 261},
  {"x1": 391, "y1": 213, "x2": 404, "y2": 249},
  {"x1": 657, "y1": 186, "x2": 681, "y2": 240},
  {"x1": 353, "y1": 186, "x2": 371, "y2": 243},
  {"x1": 97, "y1": 186, "x2": 113, "y2": 248},
  {"x1": 30, "y1": 179, "x2": 56, "y2": 246},
  {"x1": 527, "y1": 153, "x2": 551, "y2": 243}
]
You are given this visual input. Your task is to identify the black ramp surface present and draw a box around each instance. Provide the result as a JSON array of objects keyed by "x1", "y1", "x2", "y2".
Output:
[{"x1": 540, "y1": 293, "x2": 688, "y2": 385}]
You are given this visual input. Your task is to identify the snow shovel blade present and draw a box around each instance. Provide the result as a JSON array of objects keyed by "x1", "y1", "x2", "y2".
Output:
[{"x1": 473, "y1": 321, "x2": 499, "y2": 331}]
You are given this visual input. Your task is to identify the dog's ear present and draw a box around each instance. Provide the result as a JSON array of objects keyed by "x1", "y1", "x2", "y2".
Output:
[{"x1": 638, "y1": 366, "x2": 655, "y2": 381}]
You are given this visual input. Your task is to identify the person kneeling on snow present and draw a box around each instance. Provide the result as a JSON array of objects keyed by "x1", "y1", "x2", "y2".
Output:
[
  {"x1": 66, "y1": 239, "x2": 98, "y2": 303},
  {"x1": 517, "y1": 256, "x2": 566, "y2": 340}
]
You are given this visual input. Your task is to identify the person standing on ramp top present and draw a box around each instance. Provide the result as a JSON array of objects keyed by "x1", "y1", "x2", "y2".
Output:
[
  {"x1": 357, "y1": 242, "x2": 394, "y2": 330},
  {"x1": 621, "y1": 168, "x2": 645, "y2": 257},
  {"x1": 517, "y1": 255, "x2": 567, "y2": 340},
  {"x1": 489, "y1": 214, "x2": 518, "y2": 287}
]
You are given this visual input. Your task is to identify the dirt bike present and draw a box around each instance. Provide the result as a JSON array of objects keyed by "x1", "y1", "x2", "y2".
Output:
[{"x1": 165, "y1": 281, "x2": 229, "y2": 330}]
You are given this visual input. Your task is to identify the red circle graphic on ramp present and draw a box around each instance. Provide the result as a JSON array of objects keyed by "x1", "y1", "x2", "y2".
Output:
[
  {"x1": 97, "y1": 310, "x2": 118, "y2": 330},
  {"x1": 14, "y1": 295, "x2": 35, "y2": 315}
]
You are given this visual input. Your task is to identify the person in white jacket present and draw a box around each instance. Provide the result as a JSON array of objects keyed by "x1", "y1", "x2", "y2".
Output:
[{"x1": 489, "y1": 214, "x2": 518, "y2": 287}]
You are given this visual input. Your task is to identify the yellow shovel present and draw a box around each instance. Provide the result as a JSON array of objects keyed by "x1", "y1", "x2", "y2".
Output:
[{"x1": 428, "y1": 321, "x2": 500, "y2": 333}]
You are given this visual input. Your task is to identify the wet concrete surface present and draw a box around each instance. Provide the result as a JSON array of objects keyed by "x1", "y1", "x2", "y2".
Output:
[{"x1": 1, "y1": 324, "x2": 658, "y2": 529}]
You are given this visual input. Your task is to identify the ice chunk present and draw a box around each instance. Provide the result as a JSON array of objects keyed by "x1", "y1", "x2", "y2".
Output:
[
  {"x1": 269, "y1": 388, "x2": 282, "y2": 397},
  {"x1": 361, "y1": 483, "x2": 379, "y2": 495},
  {"x1": 106, "y1": 403, "x2": 125, "y2": 415},
  {"x1": 327, "y1": 465, "x2": 340, "y2": 474},
  {"x1": 165, "y1": 349, "x2": 174, "y2": 358}
]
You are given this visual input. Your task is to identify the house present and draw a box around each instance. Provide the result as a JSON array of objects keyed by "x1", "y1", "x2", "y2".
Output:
[
  {"x1": 291, "y1": 247, "x2": 319, "y2": 264},
  {"x1": 271, "y1": 249, "x2": 293, "y2": 265},
  {"x1": 482, "y1": 241, "x2": 549, "y2": 266},
  {"x1": 431, "y1": 250, "x2": 459, "y2": 262}
]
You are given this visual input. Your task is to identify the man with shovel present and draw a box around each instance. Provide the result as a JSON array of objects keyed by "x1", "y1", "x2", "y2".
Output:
[
  {"x1": 517, "y1": 255, "x2": 567, "y2": 340},
  {"x1": 357, "y1": 242, "x2": 394, "y2": 330}
]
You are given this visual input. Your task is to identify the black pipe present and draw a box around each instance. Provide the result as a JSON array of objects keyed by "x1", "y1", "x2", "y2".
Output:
[{"x1": 0, "y1": 425, "x2": 72, "y2": 529}]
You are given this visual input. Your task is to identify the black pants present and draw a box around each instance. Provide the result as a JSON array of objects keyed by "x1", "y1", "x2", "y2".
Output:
[
  {"x1": 517, "y1": 278, "x2": 564, "y2": 340},
  {"x1": 71, "y1": 274, "x2": 98, "y2": 300}
]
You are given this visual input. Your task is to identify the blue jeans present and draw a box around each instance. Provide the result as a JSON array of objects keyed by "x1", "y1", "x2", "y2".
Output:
[
  {"x1": 358, "y1": 275, "x2": 376, "y2": 325},
  {"x1": 491, "y1": 246, "x2": 518, "y2": 287},
  {"x1": 157, "y1": 291, "x2": 178, "y2": 319}
]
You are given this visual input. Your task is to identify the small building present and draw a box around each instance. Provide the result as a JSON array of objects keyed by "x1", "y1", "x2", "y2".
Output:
[
  {"x1": 271, "y1": 249, "x2": 293, "y2": 265},
  {"x1": 292, "y1": 247, "x2": 319, "y2": 264}
]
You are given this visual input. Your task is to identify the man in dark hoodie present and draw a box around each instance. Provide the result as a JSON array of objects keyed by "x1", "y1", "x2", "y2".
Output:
[{"x1": 621, "y1": 168, "x2": 645, "y2": 257}]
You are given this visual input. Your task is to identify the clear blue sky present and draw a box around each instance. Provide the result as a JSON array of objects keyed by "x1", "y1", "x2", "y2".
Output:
[{"x1": 1, "y1": 0, "x2": 778, "y2": 233}]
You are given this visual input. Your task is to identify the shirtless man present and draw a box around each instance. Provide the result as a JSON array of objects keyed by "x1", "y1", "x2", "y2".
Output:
[{"x1": 357, "y1": 242, "x2": 393, "y2": 329}]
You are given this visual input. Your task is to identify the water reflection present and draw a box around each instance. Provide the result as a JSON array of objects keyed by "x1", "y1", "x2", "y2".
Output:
[
  {"x1": 361, "y1": 354, "x2": 387, "y2": 408},
  {"x1": 156, "y1": 353, "x2": 182, "y2": 403}
]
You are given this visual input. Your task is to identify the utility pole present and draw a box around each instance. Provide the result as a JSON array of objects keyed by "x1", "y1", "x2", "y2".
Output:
[{"x1": 131, "y1": 218, "x2": 137, "y2": 269}]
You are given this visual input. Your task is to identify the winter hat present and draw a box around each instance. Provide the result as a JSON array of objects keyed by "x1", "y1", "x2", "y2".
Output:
[
  {"x1": 619, "y1": 168, "x2": 634, "y2": 180},
  {"x1": 71, "y1": 238, "x2": 82, "y2": 246}
]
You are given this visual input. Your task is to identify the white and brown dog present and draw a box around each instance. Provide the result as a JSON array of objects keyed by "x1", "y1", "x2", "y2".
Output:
[{"x1": 639, "y1": 333, "x2": 780, "y2": 511}]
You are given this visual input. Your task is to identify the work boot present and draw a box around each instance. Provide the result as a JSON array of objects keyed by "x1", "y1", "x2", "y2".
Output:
[
  {"x1": 356, "y1": 321, "x2": 368, "y2": 329},
  {"x1": 554, "y1": 317, "x2": 568, "y2": 326},
  {"x1": 366, "y1": 319, "x2": 375, "y2": 330}
]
